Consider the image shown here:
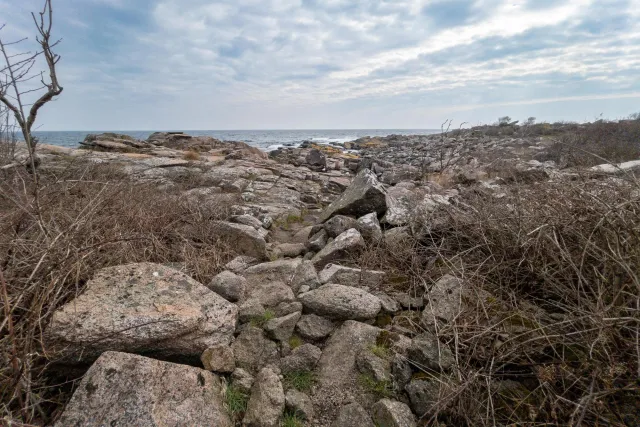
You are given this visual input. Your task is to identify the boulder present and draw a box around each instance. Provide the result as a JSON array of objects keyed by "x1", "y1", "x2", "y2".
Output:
[
  {"x1": 213, "y1": 221, "x2": 268, "y2": 260},
  {"x1": 201, "y1": 344, "x2": 235, "y2": 373},
  {"x1": 243, "y1": 366, "x2": 285, "y2": 427},
  {"x1": 231, "y1": 326, "x2": 279, "y2": 373},
  {"x1": 296, "y1": 314, "x2": 335, "y2": 341},
  {"x1": 357, "y1": 212, "x2": 383, "y2": 242},
  {"x1": 312, "y1": 228, "x2": 365, "y2": 269},
  {"x1": 423, "y1": 274, "x2": 463, "y2": 323},
  {"x1": 264, "y1": 312, "x2": 302, "y2": 342},
  {"x1": 242, "y1": 259, "x2": 302, "y2": 285},
  {"x1": 47, "y1": 263, "x2": 237, "y2": 362},
  {"x1": 274, "y1": 301, "x2": 303, "y2": 317},
  {"x1": 306, "y1": 148, "x2": 327, "y2": 171},
  {"x1": 285, "y1": 389, "x2": 314, "y2": 420},
  {"x1": 405, "y1": 380, "x2": 441, "y2": 417},
  {"x1": 318, "y1": 169, "x2": 387, "y2": 223},
  {"x1": 276, "y1": 243, "x2": 306, "y2": 258},
  {"x1": 407, "y1": 332, "x2": 455, "y2": 371},
  {"x1": 290, "y1": 261, "x2": 320, "y2": 293},
  {"x1": 238, "y1": 298, "x2": 266, "y2": 324},
  {"x1": 280, "y1": 343, "x2": 322, "y2": 374},
  {"x1": 371, "y1": 399, "x2": 416, "y2": 427},
  {"x1": 357, "y1": 350, "x2": 391, "y2": 382},
  {"x1": 307, "y1": 229, "x2": 329, "y2": 252},
  {"x1": 208, "y1": 270, "x2": 247, "y2": 302},
  {"x1": 382, "y1": 186, "x2": 417, "y2": 226},
  {"x1": 331, "y1": 402, "x2": 375, "y2": 427},
  {"x1": 299, "y1": 284, "x2": 381, "y2": 320},
  {"x1": 380, "y1": 166, "x2": 421, "y2": 185},
  {"x1": 231, "y1": 214, "x2": 264, "y2": 230},
  {"x1": 225, "y1": 256, "x2": 259, "y2": 273},
  {"x1": 246, "y1": 281, "x2": 296, "y2": 309},
  {"x1": 231, "y1": 368, "x2": 255, "y2": 394},
  {"x1": 324, "y1": 215, "x2": 359, "y2": 238},
  {"x1": 319, "y1": 264, "x2": 386, "y2": 287},
  {"x1": 54, "y1": 352, "x2": 231, "y2": 427}
]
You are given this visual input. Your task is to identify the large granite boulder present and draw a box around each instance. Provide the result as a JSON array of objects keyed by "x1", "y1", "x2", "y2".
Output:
[
  {"x1": 299, "y1": 284, "x2": 381, "y2": 320},
  {"x1": 46, "y1": 263, "x2": 237, "y2": 362},
  {"x1": 318, "y1": 169, "x2": 387, "y2": 223},
  {"x1": 54, "y1": 351, "x2": 232, "y2": 427},
  {"x1": 212, "y1": 221, "x2": 268, "y2": 260}
]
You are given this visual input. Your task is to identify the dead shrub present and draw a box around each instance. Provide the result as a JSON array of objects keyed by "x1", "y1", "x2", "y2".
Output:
[
  {"x1": 0, "y1": 159, "x2": 235, "y2": 424},
  {"x1": 182, "y1": 150, "x2": 201, "y2": 161}
]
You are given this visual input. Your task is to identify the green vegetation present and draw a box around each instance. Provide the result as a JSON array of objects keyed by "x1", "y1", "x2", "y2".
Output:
[
  {"x1": 358, "y1": 374, "x2": 393, "y2": 398},
  {"x1": 288, "y1": 334, "x2": 303, "y2": 349},
  {"x1": 250, "y1": 309, "x2": 276, "y2": 328},
  {"x1": 280, "y1": 410, "x2": 304, "y2": 427},
  {"x1": 369, "y1": 344, "x2": 390, "y2": 359},
  {"x1": 225, "y1": 385, "x2": 249, "y2": 417},
  {"x1": 283, "y1": 370, "x2": 316, "y2": 392}
]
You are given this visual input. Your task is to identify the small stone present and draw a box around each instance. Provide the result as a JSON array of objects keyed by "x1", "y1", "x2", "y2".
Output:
[
  {"x1": 296, "y1": 314, "x2": 335, "y2": 341},
  {"x1": 285, "y1": 389, "x2": 314, "y2": 420},
  {"x1": 357, "y1": 212, "x2": 383, "y2": 242},
  {"x1": 208, "y1": 271, "x2": 247, "y2": 302},
  {"x1": 290, "y1": 260, "x2": 320, "y2": 293},
  {"x1": 307, "y1": 229, "x2": 329, "y2": 252},
  {"x1": 225, "y1": 256, "x2": 259, "y2": 273},
  {"x1": 407, "y1": 333, "x2": 455, "y2": 372},
  {"x1": 201, "y1": 344, "x2": 235, "y2": 373},
  {"x1": 375, "y1": 292, "x2": 401, "y2": 314},
  {"x1": 357, "y1": 350, "x2": 391, "y2": 382},
  {"x1": 243, "y1": 366, "x2": 285, "y2": 427},
  {"x1": 274, "y1": 301, "x2": 303, "y2": 317},
  {"x1": 264, "y1": 312, "x2": 302, "y2": 342},
  {"x1": 280, "y1": 344, "x2": 322, "y2": 374},
  {"x1": 231, "y1": 368, "x2": 254, "y2": 394},
  {"x1": 371, "y1": 398, "x2": 416, "y2": 427},
  {"x1": 231, "y1": 326, "x2": 279, "y2": 373},
  {"x1": 331, "y1": 402, "x2": 375, "y2": 427},
  {"x1": 391, "y1": 355, "x2": 412, "y2": 391},
  {"x1": 393, "y1": 292, "x2": 425, "y2": 310},
  {"x1": 324, "y1": 215, "x2": 359, "y2": 238},
  {"x1": 405, "y1": 380, "x2": 441, "y2": 417},
  {"x1": 299, "y1": 285, "x2": 311, "y2": 294}
]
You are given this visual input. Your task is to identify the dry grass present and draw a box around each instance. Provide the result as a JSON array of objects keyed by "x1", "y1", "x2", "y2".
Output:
[
  {"x1": 182, "y1": 150, "x2": 201, "y2": 161},
  {"x1": 0, "y1": 158, "x2": 237, "y2": 424}
]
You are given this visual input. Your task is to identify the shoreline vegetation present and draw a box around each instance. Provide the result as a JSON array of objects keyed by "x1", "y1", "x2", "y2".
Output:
[{"x1": 1, "y1": 119, "x2": 640, "y2": 426}]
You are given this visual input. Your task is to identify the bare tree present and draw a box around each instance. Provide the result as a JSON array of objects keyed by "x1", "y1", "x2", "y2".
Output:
[{"x1": 0, "y1": 0, "x2": 62, "y2": 176}]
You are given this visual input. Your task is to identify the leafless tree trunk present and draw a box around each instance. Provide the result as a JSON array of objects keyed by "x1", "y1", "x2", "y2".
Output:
[{"x1": 0, "y1": 0, "x2": 63, "y2": 179}]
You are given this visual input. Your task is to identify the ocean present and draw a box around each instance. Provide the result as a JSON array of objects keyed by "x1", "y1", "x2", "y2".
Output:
[{"x1": 33, "y1": 129, "x2": 440, "y2": 151}]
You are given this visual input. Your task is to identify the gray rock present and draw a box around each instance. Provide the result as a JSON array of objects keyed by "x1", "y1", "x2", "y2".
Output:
[
  {"x1": 209, "y1": 270, "x2": 247, "y2": 302},
  {"x1": 324, "y1": 215, "x2": 359, "y2": 238},
  {"x1": 243, "y1": 366, "x2": 285, "y2": 427},
  {"x1": 54, "y1": 352, "x2": 231, "y2": 427},
  {"x1": 319, "y1": 169, "x2": 387, "y2": 223},
  {"x1": 274, "y1": 301, "x2": 303, "y2": 317},
  {"x1": 307, "y1": 229, "x2": 329, "y2": 252},
  {"x1": 393, "y1": 292, "x2": 425, "y2": 310},
  {"x1": 405, "y1": 380, "x2": 441, "y2": 417},
  {"x1": 312, "y1": 228, "x2": 365, "y2": 269},
  {"x1": 231, "y1": 214, "x2": 264, "y2": 230},
  {"x1": 357, "y1": 212, "x2": 383, "y2": 242},
  {"x1": 295, "y1": 314, "x2": 335, "y2": 341},
  {"x1": 299, "y1": 285, "x2": 311, "y2": 294},
  {"x1": 371, "y1": 399, "x2": 416, "y2": 427},
  {"x1": 238, "y1": 298, "x2": 266, "y2": 324},
  {"x1": 247, "y1": 281, "x2": 296, "y2": 309},
  {"x1": 391, "y1": 355, "x2": 413, "y2": 391},
  {"x1": 331, "y1": 402, "x2": 375, "y2": 427},
  {"x1": 242, "y1": 259, "x2": 302, "y2": 285},
  {"x1": 232, "y1": 368, "x2": 255, "y2": 394},
  {"x1": 292, "y1": 225, "x2": 315, "y2": 243},
  {"x1": 276, "y1": 243, "x2": 306, "y2": 258},
  {"x1": 319, "y1": 264, "x2": 386, "y2": 287},
  {"x1": 299, "y1": 284, "x2": 381, "y2": 320},
  {"x1": 213, "y1": 221, "x2": 268, "y2": 260},
  {"x1": 384, "y1": 226, "x2": 412, "y2": 248},
  {"x1": 265, "y1": 312, "x2": 302, "y2": 342},
  {"x1": 290, "y1": 260, "x2": 320, "y2": 293},
  {"x1": 423, "y1": 274, "x2": 463, "y2": 323},
  {"x1": 231, "y1": 326, "x2": 279, "y2": 373},
  {"x1": 306, "y1": 149, "x2": 327, "y2": 171},
  {"x1": 46, "y1": 263, "x2": 237, "y2": 362},
  {"x1": 225, "y1": 256, "x2": 259, "y2": 273},
  {"x1": 201, "y1": 344, "x2": 235, "y2": 373},
  {"x1": 357, "y1": 350, "x2": 391, "y2": 382},
  {"x1": 382, "y1": 186, "x2": 417, "y2": 226},
  {"x1": 380, "y1": 166, "x2": 421, "y2": 185},
  {"x1": 285, "y1": 389, "x2": 314, "y2": 420},
  {"x1": 280, "y1": 343, "x2": 322, "y2": 374},
  {"x1": 375, "y1": 292, "x2": 402, "y2": 314},
  {"x1": 407, "y1": 333, "x2": 455, "y2": 371}
]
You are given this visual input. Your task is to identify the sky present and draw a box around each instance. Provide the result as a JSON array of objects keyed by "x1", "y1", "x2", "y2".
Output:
[{"x1": 1, "y1": 0, "x2": 639, "y2": 131}]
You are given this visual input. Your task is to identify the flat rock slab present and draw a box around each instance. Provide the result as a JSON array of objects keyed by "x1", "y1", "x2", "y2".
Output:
[
  {"x1": 54, "y1": 351, "x2": 232, "y2": 427},
  {"x1": 47, "y1": 263, "x2": 237, "y2": 362}
]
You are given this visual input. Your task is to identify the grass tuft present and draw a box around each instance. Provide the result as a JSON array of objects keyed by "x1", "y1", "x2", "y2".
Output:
[{"x1": 283, "y1": 370, "x2": 316, "y2": 392}]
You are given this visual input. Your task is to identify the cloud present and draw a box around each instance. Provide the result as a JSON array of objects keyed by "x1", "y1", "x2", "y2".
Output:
[{"x1": 1, "y1": 0, "x2": 639, "y2": 130}]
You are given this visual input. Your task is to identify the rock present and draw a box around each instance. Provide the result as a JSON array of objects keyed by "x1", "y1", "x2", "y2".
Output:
[
  {"x1": 232, "y1": 368, "x2": 255, "y2": 394},
  {"x1": 307, "y1": 229, "x2": 329, "y2": 252},
  {"x1": 265, "y1": 312, "x2": 302, "y2": 342},
  {"x1": 274, "y1": 301, "x2": 303, "y2": 317},
  {"x1": 405, "y1": 380, "x2": 441, "y2": 417},
  {"x1": 324, "y1": 215, "x2": 359, "y2": 238},
  {"x1": 371, "y1": 399, "x2": 416, "y2": 427},
  {"x1": 201, "y1": 344, "x2": 235, "y2": 373},
  {"x1": 276, "y1": 243, "x2": 306, "y2": 258},
  {"x1": 300, "y1": 284, "x2": 381, "y2": 320},
  {"x1": 391, "y1": 355, "x2": 413, "y2": 391},
  {"x1": 238, "y1": 298, "x2": 266, "y2": 323},
  {"x1": 407, "y1": 332, "x2": 455, "y2": 371},
  {"x1": 393, "y1": 292, "x2": 425, "y2": 310},
  {"x1": 382, "y1": 186, "x2": 417, "y2": 226},
  {"x1": 375, "y1": 292, "x2": 402, "y2": 314},
  {"x1": 299, "y1": 285, "x2": 311, "y2": 294},
  {"x1": 280, "y1": 343, "x2": 322, "y2": 374},
  {"x1": 209, "y1": 270, "x2": 247, "y2": 302},
  {"x1": 290, "y1": 260, "x2": 320, "y2": 293},
  {"x1": 226, "y1": 256, "x2": 259, "y2": 273},
  {"x1": 292, "y1": 225, "x2": 315, "y2": 243},
  {"x1": 357, "y1": 350, "x2": 391, "y2": 382},
  {"x1": 423, "y1": 274, "x2": 463, "y2": 323},
  {"x1": 213, "y1": 221, "x2": 268, "y2": 260},
  {"x1": 312, "y1": 228, "x2": 365, "y2": 269},
  {"x1": 246, "y1": 281, "x2": 296, "y2": 309},
  {"x1": 243, "y1": 366, "x2": 285, "y2": 427},
  {"x1": 319, "y1": 169, "x2": 387, "y2": 223},
  {"x1": 306, "y1": 148, "x2": 327, "y2": 171},
  {"x1": 319, "y1": 264, "x2": 386, "y2": 287},
  {"x1": 295, "y1": 314, "x2": 335, "y2": 341},
  {"x1": 285, "y1": 389, "x2": 314, "y2": 420},
  {"x1": 231, "y1": 326, "x2": 279, "y2": 373},
  {"x1": 47, "y1": 263, "x2": 237, "y2": 362},
  {"x1": 331, "y1": 402, "x2": 375, "y2": 427},
  {"x1": 384, "y1": 226, "x2": 412, "y2": 248},
  {"x1": 231, "y1": 214, "x2": 264, "y2": 230},
  {"x1": 54, "y1": 352, "x2": 231, "y2": 427},
  {"x1": 380, "y1": 166, "x2": 421, "y2": 185},
  {"x1": 242, "y1": 259, "x2": 302, "y2": 285},
  {"x1": 357, "y1": 212, "x2": 383, "y2": 242}
]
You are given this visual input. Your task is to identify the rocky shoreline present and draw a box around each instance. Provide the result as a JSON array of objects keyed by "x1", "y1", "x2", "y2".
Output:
[{"x1": 16, "y1": 126, "x2": 640, "y2": 426}]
